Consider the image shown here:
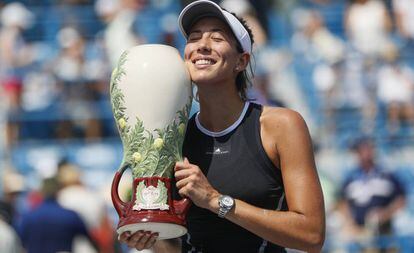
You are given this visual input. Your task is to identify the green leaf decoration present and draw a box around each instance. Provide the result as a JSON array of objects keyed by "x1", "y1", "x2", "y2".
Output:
[
  {"x1": 110, "y1": 49, "x2": 192, "y2": 178},
  {"x1": 156, "y1": 181, "x2": 168, "y2": 204},
  {"x1": 135, "y1": 181, "x2": 145, "y2": 204}
]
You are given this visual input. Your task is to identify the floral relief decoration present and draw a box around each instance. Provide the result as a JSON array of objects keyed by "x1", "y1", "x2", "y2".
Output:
[{"x1": 110, "y1": 50, "x2": 191, "y2": 179}]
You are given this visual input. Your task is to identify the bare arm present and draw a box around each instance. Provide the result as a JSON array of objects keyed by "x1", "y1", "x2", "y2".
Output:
[
  {"x1": 337, "y1": 199, "x2": 366, "y2": 237},
  {"x1": 226, "y1": 109, "x2": 325, "y2": 252},
  {"x1": 175, "y1": 108, "x2": 325, "y2": 252}
]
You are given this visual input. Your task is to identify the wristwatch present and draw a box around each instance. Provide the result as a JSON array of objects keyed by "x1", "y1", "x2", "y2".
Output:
[{"x1": 218, "y1": 195, "x2": 235, "y2": 218}]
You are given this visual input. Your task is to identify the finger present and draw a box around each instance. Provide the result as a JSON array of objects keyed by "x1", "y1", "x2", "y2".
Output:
[
  {"x1": 174, "y1": 168, "x2": 195, "y2": 181},
  {"x1": 176, "y1": 176, "x2": 193, "y2": 189},
  {"x1": 118, "y1": 231, "x2": 131, "y2": 243},
  {"x1": 184, "y1": 157, "x2": 190, "y2": 164},
  {"x1": 175, "y1": 161, "x2": 191, "y2": 172},
  {"x1": 178, "y1": 187, "x2": 188, "y2": 198},
  {"x1": 178, "y1": 182, "x2": 194, "y2": 197},
  {"x1": 127, "y1": 230, "x2": 144, "y2": 248},
  {"x1": 177, "y1": 173, "x2": 198, "y2": 189},
  {"x1": 144, "y1": 233, "x2": 159, "y2": 249},
  {"x1": 135, "y1": 232, "x2": 152, "y2": 250}
]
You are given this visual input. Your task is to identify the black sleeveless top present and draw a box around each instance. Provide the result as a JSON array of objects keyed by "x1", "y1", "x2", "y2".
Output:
[{"x1": 181, "y1": 102, "x2": 287, "y2": 253}]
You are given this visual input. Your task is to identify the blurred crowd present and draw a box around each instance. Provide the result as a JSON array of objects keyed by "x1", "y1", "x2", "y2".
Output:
[
  {"x1": 0, "y1": 161, "x2": 126, "y2": 253},
  {"x1": 0, "y1": 0, "x2": 414, "y2": 252}
]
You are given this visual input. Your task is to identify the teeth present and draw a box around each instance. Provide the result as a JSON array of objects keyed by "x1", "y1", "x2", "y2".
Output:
[{"x1": 195, "y1": 59, "x2": 213, "y2": 65}]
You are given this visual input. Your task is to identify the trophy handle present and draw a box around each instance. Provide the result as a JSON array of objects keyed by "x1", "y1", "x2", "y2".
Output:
[
  {"x1": 173, "y1": 198, "x2": 191, "y2": 216},
  {"x1": 111, "y1": 165, "x2": 129, "y2": 217}
]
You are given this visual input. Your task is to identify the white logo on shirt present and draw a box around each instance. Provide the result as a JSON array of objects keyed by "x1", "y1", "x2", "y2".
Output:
[{"x1": 206, "y1": 147, "x2": 229, "y2": 155}]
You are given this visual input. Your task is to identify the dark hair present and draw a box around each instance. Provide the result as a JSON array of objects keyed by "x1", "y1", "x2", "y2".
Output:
[{"x1": 230, "y1": 12, "x2": 255, "y2": 101}]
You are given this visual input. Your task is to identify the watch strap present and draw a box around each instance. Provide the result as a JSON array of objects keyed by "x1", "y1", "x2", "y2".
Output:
[
  {"x1": 218, "y1": 195, "x2": 234, "y2": 218},
  {"x1": 218, "y1": 207, "x2": 228, "y2": 218}
]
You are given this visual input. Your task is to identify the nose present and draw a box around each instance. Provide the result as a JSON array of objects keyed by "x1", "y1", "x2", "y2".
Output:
[{"x1": 196, "y1": 36, "x2": 211, "y2": 53}]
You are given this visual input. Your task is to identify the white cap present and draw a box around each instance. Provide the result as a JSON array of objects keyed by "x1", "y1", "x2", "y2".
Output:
[{"x1": 178, "y1": 0, "x2": 252, "y2": 54}]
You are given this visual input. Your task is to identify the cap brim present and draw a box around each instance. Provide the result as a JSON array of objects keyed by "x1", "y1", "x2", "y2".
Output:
[
  {"x1": 179, "y1": 0, "x2": 226, "y2": 38},
  {"x1": 178, "y1": 0, "x2": 252, "y2": 54}
]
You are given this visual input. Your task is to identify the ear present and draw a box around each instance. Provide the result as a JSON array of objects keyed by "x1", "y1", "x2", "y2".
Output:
[{"x1": 235, "y1": 52, "x2": 250, "y2": 73}]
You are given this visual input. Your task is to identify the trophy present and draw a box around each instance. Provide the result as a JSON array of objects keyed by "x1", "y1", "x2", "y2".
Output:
[{"x1": 110, "y1": 44, "x2": 192, "y2": 239}]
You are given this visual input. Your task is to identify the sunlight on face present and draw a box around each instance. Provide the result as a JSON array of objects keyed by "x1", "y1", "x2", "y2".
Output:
[{"x1": 184, "y1": 17, "x2": 241, "y2": 86}]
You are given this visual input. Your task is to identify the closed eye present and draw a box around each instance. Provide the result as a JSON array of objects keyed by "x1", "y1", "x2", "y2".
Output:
[
  {"x1": 211, "y1": 31, "x2": 225, "y2": 42},
  {"x1": 211, "y1": 36, "x2": 224, "y2": 42},
  {"x1": 188, "y1": 32, "x2": 201, "y2": 41}
]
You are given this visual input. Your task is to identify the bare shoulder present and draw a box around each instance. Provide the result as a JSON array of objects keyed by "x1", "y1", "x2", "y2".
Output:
[
  {"x1": 259, "y1": 106, "x2": 312, "y2": 168},
  {"x1": 261, "y1": 106, "x2": 308, "y2": 133}
]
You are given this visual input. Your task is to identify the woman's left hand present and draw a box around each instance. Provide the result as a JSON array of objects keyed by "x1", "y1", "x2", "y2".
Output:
[{"x1": 174, "y1": 158, "x2": 220, "y2": 210}]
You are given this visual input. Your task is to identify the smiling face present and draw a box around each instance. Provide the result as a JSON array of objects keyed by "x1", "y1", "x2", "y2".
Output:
[{"x1": 184, "y1": 17, "x2": 243, "y2": 87}]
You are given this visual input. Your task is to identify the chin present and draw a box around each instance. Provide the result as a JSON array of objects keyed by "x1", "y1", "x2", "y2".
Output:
[
  {"x1": 190, "y1": 73, "x2": 213, "y2": 85},
  {"x1": 191, "y1": 79, "x2": 210, "y2": 86}
]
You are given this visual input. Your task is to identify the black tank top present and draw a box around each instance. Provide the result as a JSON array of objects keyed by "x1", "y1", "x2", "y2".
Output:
[{"x1": 181, "y1": 102, "x2": 287, "y2": 253}]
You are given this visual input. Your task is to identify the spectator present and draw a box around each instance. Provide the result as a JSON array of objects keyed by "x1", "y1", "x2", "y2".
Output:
[
  {"x1": 0, "y1": 168, "x2": 25, "y2": 253},
  {"x1": 0, "y1": 168, "x2": 25, "y2": 225},
  {"x1": 57, "y1": 163, "x2": 116, "y2": 253},
  {"x1": 18, "y1": 176, "x2": 98, "y2": 253},
  {"x1": 340, "y1": 52, "x2": 378, "y2": 133},
  {"x1": 2, "y1": 77, "x2": 23, "y2": 149},
  {"x1": 376, "y1": 49, "x2": 414, "y2": 133},
  {"x1": 291, "y1": 9, "x2": 345, "y2": 65},
  {"x1": 338, "y1": 137, "x2": 406, "y2": 250},
  {"x1": 0, "y1": 2, "x2": 35, "y2": 80},
  {"x1": 97, "y1": 0, "x2": 147, "y2": 67},
  {"x1": 52, "y1": 26, "x2": 103, "y2": 139},
  {"x1": 53, "y1": 26, "x2": 86, "y2": 84},
  {"x1": 291, "y1": 9, "x2": 346, "y2": 131},
  {"x1": 345, "y1": 0, "x2": 394, "y2": 60},
  {"x1": 393, "y1": 0, "x2": 414, "y2": 50}
]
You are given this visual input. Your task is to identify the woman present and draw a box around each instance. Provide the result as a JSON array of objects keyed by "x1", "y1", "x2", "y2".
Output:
[{"x1": 120, "y1": 1, "x2": 325, "y2": 252}]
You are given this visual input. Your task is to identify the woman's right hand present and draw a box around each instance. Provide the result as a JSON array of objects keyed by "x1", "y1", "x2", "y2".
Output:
[{"x1": 119, "y1": 230, "x2": 159, "y2": 251}]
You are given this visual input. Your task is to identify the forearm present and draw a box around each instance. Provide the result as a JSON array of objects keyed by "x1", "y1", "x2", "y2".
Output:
[
  {"x1": 380, "y1": 196, "x2": 406, "y2": 223},
  {"x1": 338, "y1": 201, "x2": 360, "y2": 229},
  {"x1": 209, "y1": 198, "x2": 325, "y2": 252}
]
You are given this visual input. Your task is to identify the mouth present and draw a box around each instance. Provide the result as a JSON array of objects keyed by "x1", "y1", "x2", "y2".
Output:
[{"x1": 192, "y1": 57, "x2": 217, "y2": 67}]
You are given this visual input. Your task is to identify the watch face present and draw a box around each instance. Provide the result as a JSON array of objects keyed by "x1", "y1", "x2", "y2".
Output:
[{"x1": 221, "y1": 196, "x2": 234, "y2": 207}]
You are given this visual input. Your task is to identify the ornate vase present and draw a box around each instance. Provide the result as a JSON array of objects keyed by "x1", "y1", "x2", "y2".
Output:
[{"x1": 110, "y1": 44, "x2": 192, "y2": 239}]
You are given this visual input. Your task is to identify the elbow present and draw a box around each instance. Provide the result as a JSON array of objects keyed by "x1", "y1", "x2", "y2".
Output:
[{"x1": 305, "y1": 229, "x2": 325, "y2": 252}]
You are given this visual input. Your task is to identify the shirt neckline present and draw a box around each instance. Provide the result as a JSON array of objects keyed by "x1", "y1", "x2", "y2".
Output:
[{"x1": 195, "y1": 101, "x2": 250, "y2": 137}]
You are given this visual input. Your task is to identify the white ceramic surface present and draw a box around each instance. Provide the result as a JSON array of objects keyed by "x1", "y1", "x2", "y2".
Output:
[
  {"x1": 117, "y1": 222, "x2": 188, "y2": 240},
  {"x1": 116, "y1": 44, "x2": 192, "y2": 132}
]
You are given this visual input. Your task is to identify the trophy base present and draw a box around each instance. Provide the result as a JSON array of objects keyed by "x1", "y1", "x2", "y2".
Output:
[{"x1": 117, "y1": 222, "x2": 187, "y2": 240}]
